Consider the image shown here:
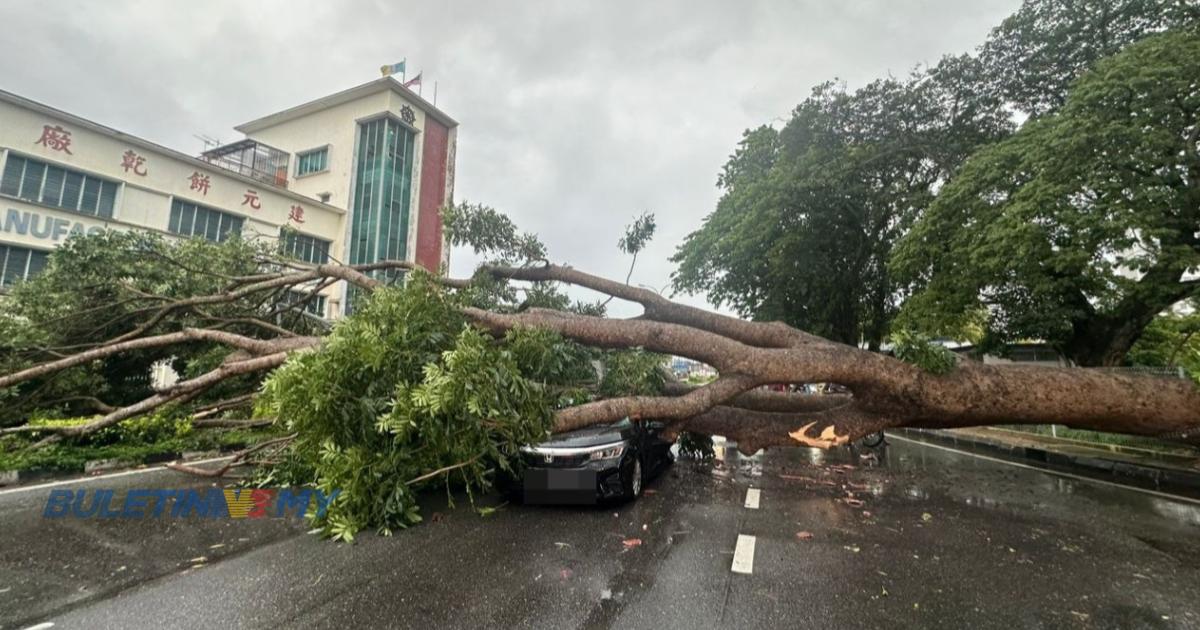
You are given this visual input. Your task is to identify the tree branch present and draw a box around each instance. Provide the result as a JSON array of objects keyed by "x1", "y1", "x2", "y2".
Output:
[
  {"x1": 553, "y1": 374, "x2": 759, "y2": 432},
  {"x1": 2, "y1": 352, "x2": 291, "y2": 437},
  {"x1": 405, "y1": 456, "x2": 482, "y2": 486},
  {"x1": 479, "y1": 263, "x2": 829, "y2": 349},
  {"x1": 167, "y1": 433, "x2": 296, "y2": 477},
  {"x1": 191, "y1": 417, "x2": 275, "y2": 429},
  {"x1": 662, "y1": 381, "x2": 853, "y2": 413},
  {"x1": 193, "y1": 393, "x2": 256, "y2": 419}
]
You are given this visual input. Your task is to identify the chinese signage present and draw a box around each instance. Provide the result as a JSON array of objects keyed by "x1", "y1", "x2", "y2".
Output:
[
  {"x1": 242, "y1": 189, "x2": 261, "y2": 210},
  {"x1": 35, "y1": 125, "x2": 73, "y2": 154},
  {"x1": 188, "y1": 172, "x2": 211, "y2": 195},
  {"x1": 121, "y1": 150, "x2": 148, "y2": 176}
]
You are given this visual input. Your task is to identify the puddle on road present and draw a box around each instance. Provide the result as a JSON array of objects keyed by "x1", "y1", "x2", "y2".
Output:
[
  {"x1": 703, "y1": 435, "x2": 1200, "y2": 534},
  {"x1": 898, "y1": 442, "x2": 1200, "y2": 534}
]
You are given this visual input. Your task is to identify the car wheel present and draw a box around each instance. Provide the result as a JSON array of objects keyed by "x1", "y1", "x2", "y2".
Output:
[{"x1": 623, "y1": 457, "x2": 643, "y2": 499}]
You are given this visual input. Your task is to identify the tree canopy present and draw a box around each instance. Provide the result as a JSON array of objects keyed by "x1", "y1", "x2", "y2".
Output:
[
  {"x1": 671, "y1": 68, "x2": 1009, "y2": 348},
  {"x1": 979, "y1": 0, "x2": 1196, "y2": 116},
  {"x1": 674, "y1": 0, "x2": 1197, "y2": 363},
  {"x1": 894, "y1": 28, "x2": 1200, "y2": 365},
  {"x1": 1128, "y1": 301, "x2": 1200, "y2": 382},
  {"x1": 0, "y1": 231, "x2": 325, "y2": 423}
]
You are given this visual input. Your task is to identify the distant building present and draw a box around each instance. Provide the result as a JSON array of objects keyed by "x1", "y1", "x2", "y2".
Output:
[
  {"x1": 671, "y1": 357, "x2": 716, "y2": 378},
  {"x1": 950, "y1": 342, "x2": 1068, "y2": 366},
  {"x1": 0, "y1": 77, "x2": 458, "y2": 316}
]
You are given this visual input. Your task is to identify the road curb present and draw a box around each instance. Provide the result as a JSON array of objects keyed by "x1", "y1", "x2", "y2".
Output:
[{"x1": 896, "y1": 428, "x2": 1200, "y2": 494}]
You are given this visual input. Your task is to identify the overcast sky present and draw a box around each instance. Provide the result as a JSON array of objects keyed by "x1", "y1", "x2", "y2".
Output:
[{"x1": 0, "y1": 0, "x2": 1018, "y2": 316}]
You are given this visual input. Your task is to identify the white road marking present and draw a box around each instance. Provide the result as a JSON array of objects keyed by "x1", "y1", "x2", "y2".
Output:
[
  {"x1": 0, "y1": 456, "x2": 235, "y2": 497},
  {"x1": 744, "y1": 487, "x2": 761, "y2": 509},
  {"x1": 731, "y1": 534, "x2": 756, "y2": 574},
  {"x1": 888, "y1": 433, "x2": 1200, "y2": 506},
  {"x1": 22, "y1": 622, "x2": 55, "y2": 629}
]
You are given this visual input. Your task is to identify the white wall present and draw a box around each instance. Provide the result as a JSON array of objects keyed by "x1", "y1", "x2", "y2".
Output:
[
  {"x1": 242, "y1": 87, "x2": 435, "y2": 264},
  {"x1": 0, "y1": 96, "x2": 348, "y2": 314}
]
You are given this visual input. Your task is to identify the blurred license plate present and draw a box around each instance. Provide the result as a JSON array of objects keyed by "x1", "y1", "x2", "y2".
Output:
[{"x1": 524, "y1": 469, "x2": 597, "y2": 504}]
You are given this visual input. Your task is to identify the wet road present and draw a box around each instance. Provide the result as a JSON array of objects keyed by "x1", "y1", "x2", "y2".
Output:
[{"x1": 2, "y1": 436, "x2": 1199, "y2": 629}]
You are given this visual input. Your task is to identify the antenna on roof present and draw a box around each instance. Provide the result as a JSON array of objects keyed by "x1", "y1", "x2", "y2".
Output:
[{"x1": 193, "y1": 133, "x2": 221, "y2": 153}]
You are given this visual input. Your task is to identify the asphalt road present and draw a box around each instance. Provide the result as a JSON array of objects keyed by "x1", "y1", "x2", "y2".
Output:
[{"x1": 2, "y1": 436, "x2": 1199, "y2": 630}]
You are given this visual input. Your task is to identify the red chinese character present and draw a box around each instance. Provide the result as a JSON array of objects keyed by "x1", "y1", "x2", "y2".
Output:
[
  {"x1": 120, "y1": 150, "x2": 147, "y2": 176},
  {"x1": 35, "y1": 125, "x2": 73, "y2": 154},
  {"x1": 188, "y1": 172, "x2": 211, "y2": 195},
  {"x1": 288, "y1": 204, "x2": 306, "y2": 223},
  {"x1": 242, "y1": 189, "x2": 261, "y2": 210}
]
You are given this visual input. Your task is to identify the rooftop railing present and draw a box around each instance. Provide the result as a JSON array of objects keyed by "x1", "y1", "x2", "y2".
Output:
[{"x1": 200, "y1": 139, "x2": 290, "y2": 188}]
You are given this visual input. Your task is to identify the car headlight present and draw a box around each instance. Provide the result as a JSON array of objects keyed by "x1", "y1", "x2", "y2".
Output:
[{"x1": 589, "y1": 445, "x2": 625, "y2": 461}]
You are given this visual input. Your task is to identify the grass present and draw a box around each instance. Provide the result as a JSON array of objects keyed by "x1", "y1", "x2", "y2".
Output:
[
  {"x1": 0, "y1": 423, "x2": 284, "y2": 473},
  {"x1": 1000, "y1": 425, "x2": 1200, "y2": 457}
]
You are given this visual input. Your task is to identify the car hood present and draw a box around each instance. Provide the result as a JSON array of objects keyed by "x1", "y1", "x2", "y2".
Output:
[{"x1": 534, "y1": 425, "x2": 630, "y2": 449}]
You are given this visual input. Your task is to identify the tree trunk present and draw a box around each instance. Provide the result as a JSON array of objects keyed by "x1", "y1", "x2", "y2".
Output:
[{"x1": 4, "y1": 260, "x2": 1198, "y2": 452}]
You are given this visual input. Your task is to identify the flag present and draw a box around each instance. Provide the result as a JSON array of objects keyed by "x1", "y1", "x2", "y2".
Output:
[
  {"x1": 379, "y1": 60, "x2": 406, "y2": 77},
  {"x1": 402, "y1": 72, "x2": 422, "y2": 89}
]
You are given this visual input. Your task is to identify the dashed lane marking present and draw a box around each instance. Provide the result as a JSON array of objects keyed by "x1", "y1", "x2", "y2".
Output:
[
  {"x1": 731, "y1": 534, "x2": 756, "y2": 574},
  {"x1": 744, "y1": 487, "x2": 761, "y2": 509}
]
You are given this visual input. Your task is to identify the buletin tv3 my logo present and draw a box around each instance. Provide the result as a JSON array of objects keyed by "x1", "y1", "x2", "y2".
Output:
[{"x1": 42, "y1": 487, "x2": 339, "y2": 519}]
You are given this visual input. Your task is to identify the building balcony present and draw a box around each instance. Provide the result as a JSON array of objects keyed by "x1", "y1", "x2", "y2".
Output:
[{"x1": 200, "y1": 139, "x2": 290, "y2": 189}]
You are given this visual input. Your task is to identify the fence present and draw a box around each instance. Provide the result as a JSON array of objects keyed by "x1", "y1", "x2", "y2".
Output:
[{"x1": 1090, "y1": 365, "x2": 1188, "y2": 379}]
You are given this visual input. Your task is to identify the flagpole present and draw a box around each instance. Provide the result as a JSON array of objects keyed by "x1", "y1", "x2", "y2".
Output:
[{"x1": 433, "y1": 81, "x2": 438, "y2": 106}]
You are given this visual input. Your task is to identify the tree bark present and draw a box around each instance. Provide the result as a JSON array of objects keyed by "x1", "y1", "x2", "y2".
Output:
[{"x1": 4, "y1": 259, "x2": 1198, "y2": 450}]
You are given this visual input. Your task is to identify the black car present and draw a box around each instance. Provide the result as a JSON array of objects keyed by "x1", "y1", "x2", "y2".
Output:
[{"x1": 518, "y1": 418, "x2": 673, "y2": 504}]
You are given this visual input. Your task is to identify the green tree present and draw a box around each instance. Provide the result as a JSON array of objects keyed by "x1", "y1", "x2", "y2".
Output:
[
  {"x1": 979, "y1": 0, "x2": 1197, "y2": 117},
  {"x1": 672, "y1": 65, "x2": 1009, "y2": 347},
  {"x1": 0, "y1": 231, "x2": 322, "y2": 424},
  {"x1": 256, "y1": 275, "x2": 589, "y2": 539},
  {"x1": 1128, "y1": 301, "x2": 1200, "y2": 382},
  {"x1": 3, "y1": 204, "x2": 1200, "y2": 540},
  {"x1": 894, "y1": 28, "x2": 1200, "y2": 366}
]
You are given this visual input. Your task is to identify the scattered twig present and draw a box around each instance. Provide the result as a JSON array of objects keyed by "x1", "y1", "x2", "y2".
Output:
[
  {"x1": 167, "y1": 433, "x2": 297, "y2": 478},
  {"x1": 406, "y1": 456, "x2": 481, "y2": 485}
]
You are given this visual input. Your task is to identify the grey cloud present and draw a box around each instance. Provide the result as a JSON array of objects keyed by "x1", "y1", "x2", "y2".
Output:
[{"x1": 0, "y1": 0, "x2": 1019, "y2": 316}]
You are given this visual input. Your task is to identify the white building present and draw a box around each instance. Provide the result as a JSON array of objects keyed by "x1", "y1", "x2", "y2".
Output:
[{"x1": 0, "y1": 77, "x2": 458, "y2": 316}]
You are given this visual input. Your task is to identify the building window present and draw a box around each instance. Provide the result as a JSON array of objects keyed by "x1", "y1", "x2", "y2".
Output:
[
  {"x1": 280, "y1": 230, "x2": 331, "y2": 264},
  {"x1": 0, "y1": 154, "x2": 119, "y2": 218},
  {"x1": 282, "y1": 289, "x2": 326, "y2": 317},
  {"x1": 296, "y1": 148, "x2": 328, "y2": 176},
  {"x1": 0, "y1": 244, "x2": 49, "y2": 289},
  {"x1": 168, "y1": 198, "x2": 244, "y2": 243},
  {"x1": 348, "y1": 117, "x2": 415, "y2": 271}
]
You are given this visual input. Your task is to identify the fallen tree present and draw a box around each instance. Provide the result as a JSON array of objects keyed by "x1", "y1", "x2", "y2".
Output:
[
  {"x1": 4, "y1": 251, "x2": 1199, "y2": 447},
  {"x1": 1, "y1": 206, "x2": 1198, "y2": 536}
]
